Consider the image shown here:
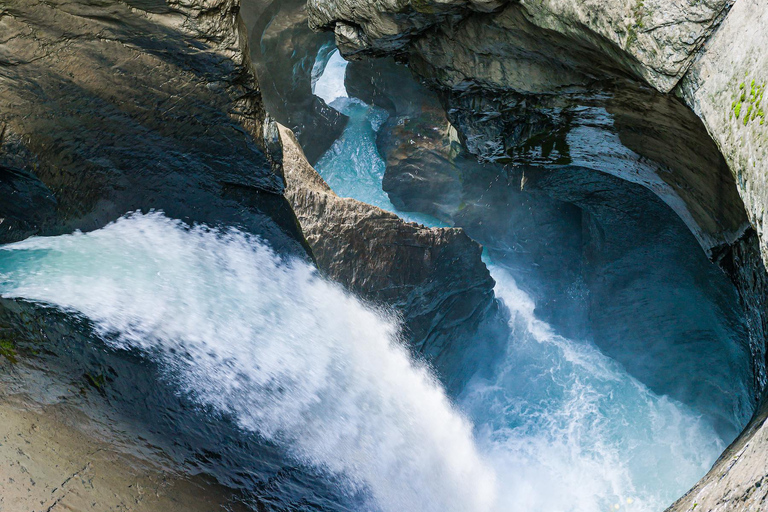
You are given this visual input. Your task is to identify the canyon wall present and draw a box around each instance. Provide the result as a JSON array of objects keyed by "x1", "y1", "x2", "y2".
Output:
[
  {"x1": 0, "y1": 0, "x2": 497, "y2": 508},
  {"x1": 306, "y1": 0, "x2": 768, "y2": 508}
]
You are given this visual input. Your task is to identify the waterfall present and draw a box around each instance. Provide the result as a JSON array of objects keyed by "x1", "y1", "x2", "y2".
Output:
[
  {"x1": 309, "y1": 46, "x2": 728, "y2": 512},
  {"x1": 0, "y1": 212, "x2": 496, "y2": 512}
]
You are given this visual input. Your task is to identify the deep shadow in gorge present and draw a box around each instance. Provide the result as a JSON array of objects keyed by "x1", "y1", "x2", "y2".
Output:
[
  {"x1": 246, "y1": 0, "x2": 756, "y2": 441},
  {"x1": 0, "y1": 0, "x2": 765, "y2": 511}
]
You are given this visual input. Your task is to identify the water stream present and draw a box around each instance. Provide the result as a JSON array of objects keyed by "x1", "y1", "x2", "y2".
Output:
[
  {"x1": 310, "y1": 47, "x2": 731, "y2": 511},
  {"x1": 0, "y1": 46, "x2": 742, "y2": 512}
]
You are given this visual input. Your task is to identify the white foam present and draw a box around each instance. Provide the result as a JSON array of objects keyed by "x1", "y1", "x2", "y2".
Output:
[
  {"x1": 0, "y1": 212, "x2": 497, "y2": 512},
  {"x1": 462, "y1": 267, "x2": 725, "y2": 512}
]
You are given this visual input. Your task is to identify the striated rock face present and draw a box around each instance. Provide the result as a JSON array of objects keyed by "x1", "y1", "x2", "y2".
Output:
[
  {"x1": 677, "y1": 0, "x2": 768, "y2": 396},
  {"x1": 241, "y1": 0, "x2": 348, "y2": 163},
  {"x1": 0, "y1": 0, "x2": 306, "y2": 255},
  {"x1": 307, "y1": 0, "x2": 768, "y2": 507},
  {"x1": 679, "y1": 0, "x2": 768, "y2": 265},
  {"x1": 307, "y1": 0, "x2": 732, "y2": 92},
  {"x1": 280, "y1": 124, "x2": 501, "y2": 387}
]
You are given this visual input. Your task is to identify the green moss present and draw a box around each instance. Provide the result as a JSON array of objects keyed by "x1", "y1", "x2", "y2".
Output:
[
  {"x1": 411, "y1": 0, "x2": 437, "y2": 14},
  {"x1": 625, "y1": 0, "x2": 645, "y2": 48},
  {"x1": 633, "y1": 0, "x2": 645, "y2": 29},
  {"x1": 0, "y1": 338, "x2": 18, "y2": 364},
  {"x1": 732, "y1": 76, "x2": 766, "y2": 127},
  {"x1": 84, "y1": 372, "x2": 107, "y2": 391}
]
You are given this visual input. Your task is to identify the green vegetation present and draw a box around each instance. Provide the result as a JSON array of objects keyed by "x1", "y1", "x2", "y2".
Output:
[
  {"x1": 626, "y1": 0, "x2": 646, "y2": 48},
  {"x1": 732, "y1": 77, "x2": 765, "y2": 126},
  {"x1": 411, "y1": 0, "x2": 437, "y2": 15},
  {"x1": 84, "y1": 372, "x2": 107, "y2": 392},
  {"x1": 0, "y1": 338, "x2": 18, "y2": 364},
  {"x1": 633, "y1": 0, "x2": 646, "y2": 29}
]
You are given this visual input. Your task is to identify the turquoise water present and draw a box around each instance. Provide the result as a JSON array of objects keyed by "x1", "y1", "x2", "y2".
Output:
[
  {"x1": 310, "y1": 48, "x2": 728, "y2": 512},
  {"x1": 0, "y1": 45, "x2": 737, "y2": 512}
]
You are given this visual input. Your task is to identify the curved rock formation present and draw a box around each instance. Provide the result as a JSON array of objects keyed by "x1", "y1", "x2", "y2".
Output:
[
  {"x1": 241, "y1": 0, "x2": 348, "y2": 163},
  {"x1": 307, "y1": 0, "x2": 748, "y2": 259},
  {"x1": 306, "y1": 0, "x2": 768, "y2": 507},
  {"x1": 280, "y1": 124, "x2": 501, "y2": 388}
]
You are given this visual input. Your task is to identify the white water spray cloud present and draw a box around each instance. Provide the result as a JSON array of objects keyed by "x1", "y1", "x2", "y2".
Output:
[{"x1": 0, "y1": 212, "x2": 497, "y2": 512}]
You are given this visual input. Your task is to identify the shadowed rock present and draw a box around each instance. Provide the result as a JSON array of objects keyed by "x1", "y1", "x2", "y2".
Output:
[
  {"x1": 280, "y1": 123, "x2": 502, "y2": 389},
  {"x1": 0, "y1": 0, "x2": 306, "y2": 256},
  {"x1": 241, "y1": 0, "x2": 348, "y2": 164}
]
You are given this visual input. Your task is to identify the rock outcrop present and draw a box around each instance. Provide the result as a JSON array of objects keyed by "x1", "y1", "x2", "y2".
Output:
[
  {"x1": 241, "y1": 0, "x2": 348, "y2": 163},
  {"x1": 307, "y1": 0, "x2": 731, "y2": 93},
  {"x1": 280, "y1": 124, "x2": 500, "y2": 387},
  {"x1": 306, "y1": 0, "x2": 768, "y2": 507},
  {"x1": 0, "y1": 0, "x2": 306, "y2": 255},
  {"x1": 0, "y1": 357, "x2": 251, "y2": 512}
]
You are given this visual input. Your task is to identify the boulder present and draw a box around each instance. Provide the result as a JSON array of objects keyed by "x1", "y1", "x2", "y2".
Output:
[{"x1": 280, "y1": 123, "x2": 502, "y2": 388}]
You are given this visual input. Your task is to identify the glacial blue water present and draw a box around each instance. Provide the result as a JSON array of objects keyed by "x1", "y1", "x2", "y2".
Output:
[
  {"x1": 310, "y1": 48, "x2": 731, "y2": 511},
  {"x1": 0, "y1": 44, "x2": 742, "y2": 512}
]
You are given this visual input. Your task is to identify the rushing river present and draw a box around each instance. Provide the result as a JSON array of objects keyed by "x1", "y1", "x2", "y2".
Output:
[
  {"x1": 0, "y1": 46, "x2": 741, "y2": 512},
  {"x1": 311, "y1": 48, "x2": 730, "y2": 511}
]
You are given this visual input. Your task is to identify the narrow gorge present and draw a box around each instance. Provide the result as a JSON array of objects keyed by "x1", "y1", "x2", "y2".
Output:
[{"x1": 0, "y1": 0, "x2": 766, "y2": 511}]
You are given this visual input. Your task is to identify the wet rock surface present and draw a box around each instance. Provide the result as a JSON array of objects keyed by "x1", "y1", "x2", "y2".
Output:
[
  {"x1": 241, "y1": 0, "x2": 348, "y2": 164},
  {"x1": 0, "y1": 164, "x2": 57, "y2": 243},
  {"x1": 0, "y1": 0, "x2": 306, "y2": 255},
  {"x1": 280, "y1": 124, "x2": 502, "y2": 389},
  {"x1": 0, "y1": 366, "x2": 252, "y2": 512},
  {"x1": 306, "y1": 0, "x2": 749, "y2": 259}
]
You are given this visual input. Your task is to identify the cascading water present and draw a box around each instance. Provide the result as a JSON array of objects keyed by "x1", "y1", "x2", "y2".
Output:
[
  {"x1": 464, "y1": 271, "x2": 724, "y2": 512},
  {"x1": 0, "y1": 213, "x2": 496, "y2": 512},
  {"x1": 309, "y1": 47, "x2": 731, "y2": 511},
  {"x1": 312, "y1": 49, "x2": 445, "y2": 228},
  {"x1": 0, "y1": 44, "x2": 742, "y2": 512},
  {"x1": 0, "y1": 213, "x2": 727, "y2": 512}
]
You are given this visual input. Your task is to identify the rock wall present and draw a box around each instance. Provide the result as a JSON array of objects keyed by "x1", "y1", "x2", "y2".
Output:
[
  {"x1": 668, "y1": 395, "x2": 768, "y2": 511},
  {"x1": 241, "y1": 0, "x2": 348, "y2": 163},
  {"x1": 0, "y1": 0, "x2": 305, "y2": 255},
  {"x1": 280, "y1": 124, "x2": 501, "y2": 388},
  {"x1": 307, "y1": 0, "x2": 732, "y2": 93},
  {"x1": 306, "y1": 0, "x2": 768, "y2": 507},
  {"x1": 307, "y1": 0, "x2": 749, "y2": 260}
]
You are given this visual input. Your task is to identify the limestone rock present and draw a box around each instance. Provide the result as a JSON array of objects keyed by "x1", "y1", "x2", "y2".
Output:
[
  {"x1": 280, "y1": 123, "x2": 499, "y2": 386},
  {"x1": 0, "y1": 0, "x2": 306, "y2": 255},
  {"x1": 678, "y1": 0, "x2": 768, "y2": 342},
  {"x1": 307, "y1": 0, "x2": 731, "y2": 92}
]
